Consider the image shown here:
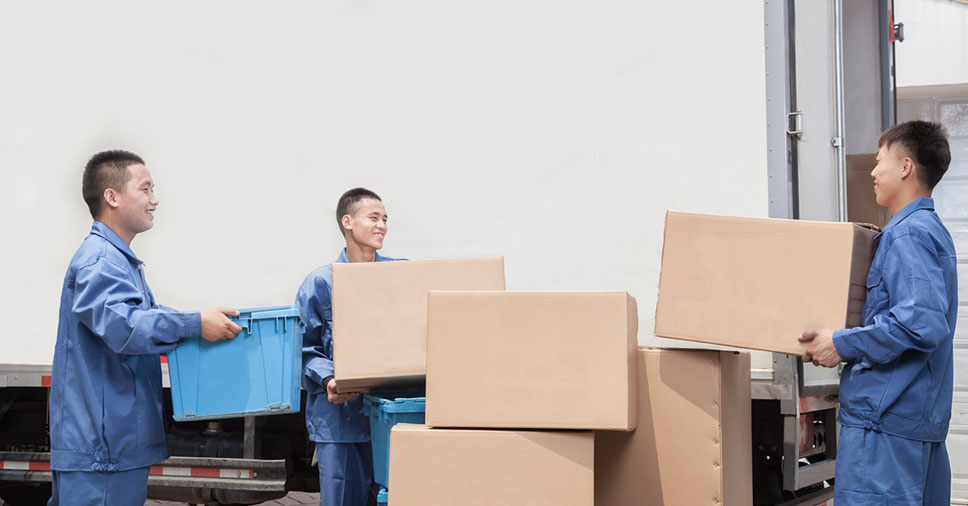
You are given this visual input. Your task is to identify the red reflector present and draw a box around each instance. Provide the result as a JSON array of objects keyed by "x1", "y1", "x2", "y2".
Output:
[
  {"x1": 149, "y1": 466, "x2": 163, "y2": 475},
  {"x1": 28, "y1": 461, "x2": 50, "y2": 471},
  {"x1": 191, "y1": 467, "x2": 220, "y2": 478},
  {"x1": 160, "y1": 356, "x2": 168, "y2": 364},
  {"x1": 888, "y1": 10, "x2": 896, "y2": 42},
  {"x1": 41, "y1": 376, "x2": 52, "y2": 387}
]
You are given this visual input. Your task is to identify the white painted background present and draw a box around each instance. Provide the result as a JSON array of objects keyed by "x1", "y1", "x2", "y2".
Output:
[{"x1": 0, "y1": 1, "x2": 769, "y2": 364}]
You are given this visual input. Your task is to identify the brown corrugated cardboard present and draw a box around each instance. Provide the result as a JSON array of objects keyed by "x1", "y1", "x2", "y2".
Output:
[
  {"x1": 332, "y1": 257, "x2": 505, "y2": 392},
  {"x1": 654, "y1": 211, "x2": 876, "y2": 354},
  {"x1": 425, "y1": 291, "x2": 637, "y2": 430},
  {"x1": 596, "y1": 348, "x2": 752, "y2": 506},
  {"x1": 388, "y1": 424, "x2": 593, "y2": 506},
  {"x1": 847, "y1": 153, "x2": 891, "y2": 228}
]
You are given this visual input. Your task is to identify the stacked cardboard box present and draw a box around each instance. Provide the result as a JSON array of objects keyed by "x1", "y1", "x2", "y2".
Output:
[
  {"x1": 330, "y1": 210, "x2": 872, "y2": 504},
  {"x1": 425, "y1": 291, "x2": 638, "y2": 430},
  {"x1": 388, "y1": 424, "x2": 594, "y2": 505},
  {"x1": 847, "y1": 153, "x2": 891, "y2": 228},
  {"x1": 385, "y1": 291, "x2": 638, "y2": 505},
  {"x1": 331, "y1": 257, "x2": 506, "y2": 392},
  {"x1": 596, "y1": 348, "x2": 752, "y2": 506}
]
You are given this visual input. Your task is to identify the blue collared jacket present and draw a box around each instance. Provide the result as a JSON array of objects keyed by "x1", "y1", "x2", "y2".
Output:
[
  {"x1": 50, "y1": 221, "x2": 202, "y2": 471},
  {"x1": 833, "y1": 198, "x2": 958, "y2": 442},
  {"x1": 295, "y1": 249, "x2": 404, "y2": 443}
]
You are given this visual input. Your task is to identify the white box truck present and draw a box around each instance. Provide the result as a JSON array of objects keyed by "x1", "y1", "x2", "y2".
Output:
[{"x1": 1, "y1": 1, "x2": 943, "y2": 505}]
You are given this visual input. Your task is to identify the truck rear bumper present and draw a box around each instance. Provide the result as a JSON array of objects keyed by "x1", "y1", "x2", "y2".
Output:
[{"x1": 0, "y1": 452, "x2": 286, "y2": 492}]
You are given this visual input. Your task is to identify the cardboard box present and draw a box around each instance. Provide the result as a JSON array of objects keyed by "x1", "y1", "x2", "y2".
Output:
[
  {"x1": 388, "y1": 424, "x2": 593, "y2": 506},
  {"x1": 654, "y1": 211, "x2": 876, "y2": 354},
  {"x1": 332, "y1": 257, "x2": 505, "y2": 391},
  {"x1": 426, "y1": 291, "x2": 637, "y2": 430},
  {"x1": 847, "y1": 153, "x2": 891, "y2": 228},
  {"x1": 596, "y1": 348, "x2": 752, "y2": 506}
]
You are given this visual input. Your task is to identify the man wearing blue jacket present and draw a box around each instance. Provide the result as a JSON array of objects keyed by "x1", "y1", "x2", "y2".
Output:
[
  {"x1": 296, "y1": 187, "x2": 403, "y2": 506},
  {"x1": 800, "y1": 121, "x2": 957, "y2": 504},
  {"x1": 49, "y1": 150, "x2": 243, "y2": 505}
]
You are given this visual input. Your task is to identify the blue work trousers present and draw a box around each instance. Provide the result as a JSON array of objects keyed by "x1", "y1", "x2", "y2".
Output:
[
  {"x1": 835, "y1": 426, "x2": 950, "y2": 505},
  {"x1": 316, "y1": 442, "x2": 373, "y2": 506},
  {"x1": 48, "y1": 466, "x2": 150, "y2": 506}
]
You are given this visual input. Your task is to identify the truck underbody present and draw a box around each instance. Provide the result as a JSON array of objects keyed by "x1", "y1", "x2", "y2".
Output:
[{"x1": 0, "y1": 366, "x2": 316, "y2": 506}]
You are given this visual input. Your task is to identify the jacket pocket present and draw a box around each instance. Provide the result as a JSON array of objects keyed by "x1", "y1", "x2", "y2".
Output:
[
  {"x1": 863, "y1": 268, "x2": 888, "y2": 317},
  {"x1": 866, "y1": 269, "x2": 882, "y2": 289}
]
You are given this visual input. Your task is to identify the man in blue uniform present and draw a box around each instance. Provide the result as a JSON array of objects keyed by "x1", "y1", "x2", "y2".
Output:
[
  {"x1": 49, "y1": 150, "x2": 243, "y2": 505},
  {"x1": 800, "y1": 121, "x2": 957, "y2": 504},
  {"x1": 296, "y1": 188, "x2": 403, "y2": 506}
]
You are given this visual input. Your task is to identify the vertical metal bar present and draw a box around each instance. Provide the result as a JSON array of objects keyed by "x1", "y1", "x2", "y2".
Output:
[
  {"x1": 782, "y1": 412, "x2": 801, "y2": 491},
  {"x1": 243, "y1": 416, "x2": 259, "y2": 459},
  {"x1": 787, "y1": 0, "x2": 800, "y2": 219},
  {"x1": 833, "y1": 0, "x2": 849, "y2": 222},
  {"x1": 824, "y1": 407, "x2": 838, "y2": 460},
  {"x1": 766, "y1": 0, "x2": 795, "y2": 219},
  {"x1": 879, "y1": 0, "x2": 895, "y2": 130}
]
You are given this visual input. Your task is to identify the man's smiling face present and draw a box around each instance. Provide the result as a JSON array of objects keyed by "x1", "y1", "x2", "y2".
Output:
[
  {"x1": 115, "y1": 163, "x2": 158, "y2": 238},
  {"x1": 344, "y1": 198, "x2": 387, "y2": 251}
]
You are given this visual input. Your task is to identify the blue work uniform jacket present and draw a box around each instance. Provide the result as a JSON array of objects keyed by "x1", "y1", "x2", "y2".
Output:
[
  {"x1": 833, "y1": 197, "x2": 958, "y2": 442},
  {"x1": 295, "y1": 249, "x2": 404, "y2": 443},
  {"x1": 49, "y1": 221, "x2": 202, "y2": 471}
]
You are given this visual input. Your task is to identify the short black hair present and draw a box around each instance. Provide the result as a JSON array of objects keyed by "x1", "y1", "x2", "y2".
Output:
[
  {"x1": 82, "y1": 150, "x2": 145, "y2": 219},
  {"x1": 336, "y1": 187, "x2": 382, "y2": 236},
  {"x1": 878, "y1": 120, "x2": 951, "y2": 190}
]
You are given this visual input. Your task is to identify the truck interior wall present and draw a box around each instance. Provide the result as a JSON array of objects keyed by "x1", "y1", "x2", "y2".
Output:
[
  {"x1": 0, "y1": 1, "x2": 769, "y2": 364},
  {"x1": 844, "y1": 0, "x2": 885, "y2": 156}
]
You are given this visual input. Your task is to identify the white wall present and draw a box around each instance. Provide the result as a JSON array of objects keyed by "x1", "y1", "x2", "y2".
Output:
[
  {"x1": 0, "y1": 1, "x2": 769, "y2": 364},
  {"x1": 895, "y1": 0, "x2": 968, "y2": 88}
]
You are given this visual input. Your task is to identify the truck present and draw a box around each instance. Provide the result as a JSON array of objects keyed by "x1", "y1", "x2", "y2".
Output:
[{"x1": 4, "y1": 1, "x2": 967, "y2": 505}]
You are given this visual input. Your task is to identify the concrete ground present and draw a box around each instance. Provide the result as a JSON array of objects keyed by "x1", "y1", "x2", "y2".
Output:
[
  {"x1": 145, "y1": 492, "x2": 320, "y2": 505},
  {"x1": 144, "y1": 492, "x2": 320, "y2": 505}
]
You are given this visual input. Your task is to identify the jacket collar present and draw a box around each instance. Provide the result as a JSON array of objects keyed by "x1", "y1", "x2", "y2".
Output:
[
  {"x1": 90, "y1": 221, "x2": 143, "y2": 265},
  {"x1": 882, "y1": 197, "x2": 934, "y2": 236},
  {"x1": 335, "y1": 248, "x2": 385, "y2": 264}
]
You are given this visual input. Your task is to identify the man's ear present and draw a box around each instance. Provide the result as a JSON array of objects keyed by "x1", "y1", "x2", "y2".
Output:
[
  {"x1": 341, "y1": 214, "x2": 353, "y2": 234},
  {"x1": 900, "y1": 157, "x2": 916, "y2": 181},
  {"x1": 103, "y1": 188, "x2": 121, "y2": 210}
]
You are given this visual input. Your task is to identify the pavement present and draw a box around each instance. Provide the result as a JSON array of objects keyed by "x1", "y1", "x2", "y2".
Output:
[{"x1": 144, "y1": 492, "x2": 320, "y2": 505}]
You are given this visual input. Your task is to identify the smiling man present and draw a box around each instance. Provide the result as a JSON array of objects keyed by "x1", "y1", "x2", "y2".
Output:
[
  {"x1": 295, "y1": 187, "x2": 404, "y2": 506},
  {"x1": 48, "y1": 150, "x2": 242, "y2": 505},
  {"x1": 800, "y1": 121, "x2": 957, "y2": 504}
]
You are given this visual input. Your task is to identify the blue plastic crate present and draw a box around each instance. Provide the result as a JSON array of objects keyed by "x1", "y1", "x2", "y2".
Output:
[
  {"x1": 377, "y1": 487, "x2": 388, "y2": 506},
  {"x1": 363, "y1": 392, "x2": 426, "y2": 489},
  {"x1": 167, "y1": 305, "x2": 303, "y2": 421}
]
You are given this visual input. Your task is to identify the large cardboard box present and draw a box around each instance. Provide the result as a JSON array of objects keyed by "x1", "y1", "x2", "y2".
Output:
[
  {"x1": 426, "y1": 291, "x2": 637, "y2": 430},
  {"x1": 332, "y1": 257, "x2": 505, "y2": 391},
  {"x1": 654, "y1": 211, "x2": 876, "y2": 354},
  {"x1": 847, "y1": 153, "x2": 891, "y2": 228},
  {"x1": 388, "y1": 424, "x2": 594, "y2": 506},
  {"x1": 596, "y1": 348, "x2": 752, "y2": 506}
]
